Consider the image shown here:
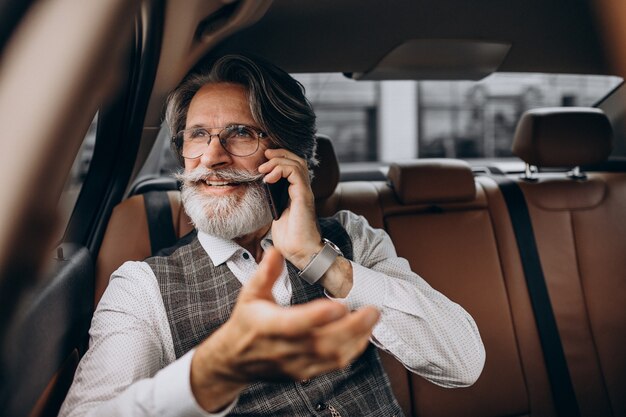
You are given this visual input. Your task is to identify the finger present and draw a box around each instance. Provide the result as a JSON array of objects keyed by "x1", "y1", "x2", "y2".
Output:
[
  {"x1": 262, "y1": 165, "x2": 299, "y2": 185},
  {"x1": 258, "y1": 158, "x2": 305, "y2": 179},
  {"x1": 261, "y1": 299, "x2": 349, "y2": 337},
  {"x1": 238, "y1": 350, "x2": 339, "y2": 383},
  {"x1": 264, "y1": 148, "x2": 307, "y2": 168},
  {"x1": 314, "y1": 307, "x2": 380, "y2": 350},
  {"x1": 259, "y1": 153, "x2": 307, "y2": 177},
  {"x1": 239, "y1": 247, "x2": 284, "y2": 301},
  {"x1": 323, "y1": 306, "x2": 381, "y2": 336},
  {"x1": 283, "y1": 355, "x2": 345, "y2": 381},
  {"x1": 299, "y1": 357, "x2": 355, "y2": 379},
  {"x1": 308, "y1": 307, "x2": 379, "y2": 368},
  {"x1": 285, "y1": 345, "x2": 369, "y2": 381},
  {"x1": 261, "y1": 165, "x2": 313, "y2": 202}
]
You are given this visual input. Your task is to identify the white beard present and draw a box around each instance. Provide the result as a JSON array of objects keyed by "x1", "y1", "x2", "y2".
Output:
[{"x1": 176, "y1": 167, "x2": 273, "y2": 240}]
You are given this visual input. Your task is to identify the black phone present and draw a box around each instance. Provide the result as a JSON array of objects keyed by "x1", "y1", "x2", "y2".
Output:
[{"x1": 263, "y1": 177, "x2": 290, "y2": 220}]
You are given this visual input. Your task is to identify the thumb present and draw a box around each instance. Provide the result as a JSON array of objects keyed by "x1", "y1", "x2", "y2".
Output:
[{"x1": 239, "y1": 247, "x2": 284, "y2": 302}]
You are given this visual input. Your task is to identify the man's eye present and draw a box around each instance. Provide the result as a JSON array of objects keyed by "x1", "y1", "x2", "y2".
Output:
[
  {"x1": 188, "y1": 129, "x2": 208, "y2": 139},
  {"x1": 233, "y1": 126, "x2": 254, "y2": 138}
]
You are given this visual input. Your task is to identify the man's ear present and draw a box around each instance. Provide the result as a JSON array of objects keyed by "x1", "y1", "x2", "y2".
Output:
[{"x1": 170, "y1": 137, "x2": 185, "y2": 166}]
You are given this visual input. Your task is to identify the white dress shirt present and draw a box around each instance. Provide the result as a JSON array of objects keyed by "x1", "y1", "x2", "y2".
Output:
[{"x1": 59, "y1": 210, "x2": 485, "y2": 417}]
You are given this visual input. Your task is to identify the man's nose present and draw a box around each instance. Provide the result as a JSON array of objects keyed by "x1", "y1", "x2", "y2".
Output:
[{"x1": 199, "y1": 134, "x2": 232, "y2": 168}]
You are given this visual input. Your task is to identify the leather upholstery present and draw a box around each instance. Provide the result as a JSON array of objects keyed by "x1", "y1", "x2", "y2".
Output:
[
  {"x1": 378, "y1": 171, "x2": 545, "y2": 417},
  {"x1": 568, "y1": 173, "x2": 626, "y2": 417},
  {"x1": 517, "y1": 172, "x2": 626, "y2": 417},
  {"x1": 477, "y1": 176, "x2": 557, "y2": 416},
  {"x1": 311, "y1": 134, "x2": 340, "y2": 201},
  {"x1": 387, "y1": 159, "x2": 476, "y2": 204},
  {"x1": 512, "y1": 107, "x2": 613, "y2": 167},
  {"x1": 316, "y1": 181, "x2": 384, "y2": 229},
  {"x1": 511, "y1": 107, "x2": 625, "y2": 416},
  {"x1": 95, "y1": 191, "x2": 193, "y2": 305},
  {"x1": 520, "y1": 176, "x2": 606, "y2": 210}
]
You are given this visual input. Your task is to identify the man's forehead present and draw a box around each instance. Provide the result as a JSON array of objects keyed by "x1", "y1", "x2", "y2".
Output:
[
  {"x1": 187, "y1": 82, "x2": 253, "y2": 123},
  {"x1": 192, "y1": 82, "x2": 247, "y2": 103}
]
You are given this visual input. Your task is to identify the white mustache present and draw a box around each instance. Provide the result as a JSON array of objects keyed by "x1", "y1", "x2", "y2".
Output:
[{"x1": 175, "y1": 167, "x2": 263, "y2": 184}]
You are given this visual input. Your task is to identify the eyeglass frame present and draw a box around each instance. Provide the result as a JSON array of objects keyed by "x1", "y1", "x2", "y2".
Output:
[{"x1": 171, "y1": 124, "x2": 269, "y2": 159}]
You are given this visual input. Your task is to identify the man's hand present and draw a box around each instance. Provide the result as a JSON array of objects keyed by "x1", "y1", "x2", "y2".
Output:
[
  {"x1": 190, "y1": 248, "x2": 380, "y2": 413},
  {"x1": 258, "y1": 149, "x2": 355, "y2": 297},
  {"x1": 258, "y1": 149, "x2": 323, "y2": 269}
]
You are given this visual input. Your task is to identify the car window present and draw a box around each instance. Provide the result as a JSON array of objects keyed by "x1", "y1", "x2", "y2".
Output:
[
  {"x1": 293, "y1": 73, "x2": 623, "y2": 162},
  {"x1": 56, "y1": 113, "x2": 97, "y2": 241}
]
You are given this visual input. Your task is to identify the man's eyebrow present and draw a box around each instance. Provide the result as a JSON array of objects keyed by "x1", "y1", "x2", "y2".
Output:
[{"x1": 184, "y1": 122, "x2": 259, "y2": 129}]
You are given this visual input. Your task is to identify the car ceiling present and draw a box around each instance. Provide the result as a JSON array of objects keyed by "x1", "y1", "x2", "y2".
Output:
[{"x1": 207, "y1": 0, "x2": 609, "y2": 75}]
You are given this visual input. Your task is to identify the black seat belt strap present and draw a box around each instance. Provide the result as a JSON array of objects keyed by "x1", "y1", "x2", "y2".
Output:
[
  {"x1": 143, "y1": 191, "x2": 178, "y2": 255},
  {"x1": 494, "y1": 176, "x2": 581, "y2": 417}
]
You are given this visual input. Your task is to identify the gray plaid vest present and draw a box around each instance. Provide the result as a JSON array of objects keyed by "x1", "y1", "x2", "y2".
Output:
[{"x1": 146, "y1": 218, "x2": 403, "y2": 416}]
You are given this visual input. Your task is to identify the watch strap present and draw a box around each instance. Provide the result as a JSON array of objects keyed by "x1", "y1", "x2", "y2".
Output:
[{"x1": 298, "y1": 239, "x2": 342, "y2": 285}]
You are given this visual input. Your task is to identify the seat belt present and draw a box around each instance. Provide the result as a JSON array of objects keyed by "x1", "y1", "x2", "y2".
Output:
[
  {"x1": 143, "y1": 191, "x2": 178, "y2": 255},
  {"x1": 493, "y1": 176, "x2": 581, "y2": 417}
]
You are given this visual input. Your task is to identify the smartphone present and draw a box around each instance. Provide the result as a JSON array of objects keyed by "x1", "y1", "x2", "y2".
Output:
[{"x1": 263, "y1": 177, "x2": 290, "y2": 220}]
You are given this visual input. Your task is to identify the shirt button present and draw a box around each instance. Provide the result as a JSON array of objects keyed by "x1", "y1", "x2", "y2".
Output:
[
  {"x1": 300, "y1": 379, "x2": 310, "y2": 386},
  {"x1": 242, "y1": 252, "x2": 250, "y2": 260},
  {"x1": 315, "y1": 403, "x2": 327, "y2": 411}
]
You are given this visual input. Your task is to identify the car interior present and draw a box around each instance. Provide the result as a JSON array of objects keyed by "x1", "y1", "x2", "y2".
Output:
[{"x1": 1, "y1": 1, "x2": 625, "y2": 416}]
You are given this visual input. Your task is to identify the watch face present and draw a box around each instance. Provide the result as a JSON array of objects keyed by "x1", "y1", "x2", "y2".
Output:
[
  {"x1": 323, "y1": 238, "x2": 343, "y2": 256},
  {"x1": 299, "y1": 238, "x2": 343, "y2": 285}
]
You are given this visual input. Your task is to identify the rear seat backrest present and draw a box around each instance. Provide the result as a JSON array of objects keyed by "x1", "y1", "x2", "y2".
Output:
[
  {"x1": 510, "y1": 107, "x2": 626, "y2": 417},
  {"x1": 379, "y1": 159, "x2": 554, "y2": 417}
]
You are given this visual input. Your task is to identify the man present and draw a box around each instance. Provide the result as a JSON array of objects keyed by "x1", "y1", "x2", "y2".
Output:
[{"x1": 60, "y1": 55, "x2": 485, "y2": 417}]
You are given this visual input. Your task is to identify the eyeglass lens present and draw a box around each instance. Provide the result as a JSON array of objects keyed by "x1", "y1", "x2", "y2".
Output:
[{"x1": 180, "y1": 125, "x2": 260, "y2": 158}]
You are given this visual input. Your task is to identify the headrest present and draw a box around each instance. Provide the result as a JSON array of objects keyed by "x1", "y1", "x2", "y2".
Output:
[
  {"x1": 387, "y1": 159, "x2": 476, "y2": 204},
  {"x1": 512, "y1": 107, "x2": 613, "y2": 168},
  {"x1": 311, "y1": 135, "x2": 340, "y2": 200}
]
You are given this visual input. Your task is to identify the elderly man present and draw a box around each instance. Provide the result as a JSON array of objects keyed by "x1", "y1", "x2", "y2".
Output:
[{"x1": 60, "y1": 55, "x2": 485, "y2": 417}]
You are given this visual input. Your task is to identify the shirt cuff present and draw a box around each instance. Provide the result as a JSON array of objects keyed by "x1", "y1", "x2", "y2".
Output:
[
  {"x1": 325, "y1": 261, "x2": 387, "y2": 310},
  {"x1": 153, "y1": 349, "x2": 238, "y2": 417}
]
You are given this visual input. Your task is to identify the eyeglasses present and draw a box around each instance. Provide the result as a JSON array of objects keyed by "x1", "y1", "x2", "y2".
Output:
[{"x1": 172, "y1": 124, "x2": 267, "y2": 159}]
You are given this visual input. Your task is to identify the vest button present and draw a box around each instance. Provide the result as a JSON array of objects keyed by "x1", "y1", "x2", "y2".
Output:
[
  {"x1": 300, "y1": 378, "x2": 310, "y2": 386},
  {"x1": 315, "y1": 402, "x2": 327, "y2": 411}
]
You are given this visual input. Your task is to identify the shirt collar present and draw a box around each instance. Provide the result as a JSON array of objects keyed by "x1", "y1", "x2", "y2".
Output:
[{"x1": 197, "y1": 230, "x2": 274, "y2": 266}]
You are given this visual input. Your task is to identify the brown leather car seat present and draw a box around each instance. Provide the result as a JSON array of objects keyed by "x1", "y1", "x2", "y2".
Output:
[
  {"x1": 379, "y1": 159, "x2": 556, "y2": 417},
  {"x1": 507, "y1": 107, "x2": 626, "y2": 417}
]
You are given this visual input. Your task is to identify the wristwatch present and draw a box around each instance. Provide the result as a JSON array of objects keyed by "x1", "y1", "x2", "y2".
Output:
[{"x1": 298, "y1": 238, "x2": 343, "y2": 285}]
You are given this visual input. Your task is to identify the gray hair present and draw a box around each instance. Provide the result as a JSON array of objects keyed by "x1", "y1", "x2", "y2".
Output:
[{"x1": 165, "y1": 55, "x2": 318, "y2": 169}]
